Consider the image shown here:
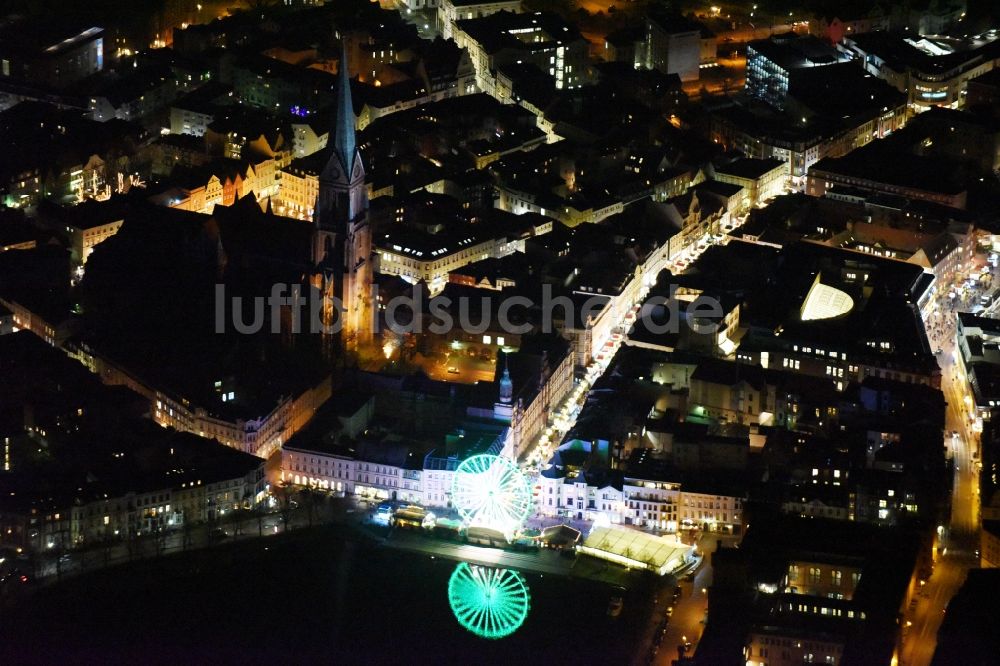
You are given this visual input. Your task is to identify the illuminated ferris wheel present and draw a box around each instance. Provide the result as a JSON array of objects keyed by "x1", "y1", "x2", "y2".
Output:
[
  {"x1": 451, "y1": 454, "x2": 533, "y2": 535},
  {"x1": 447, "y1": 563, "x2": 531, "y2": 640}
]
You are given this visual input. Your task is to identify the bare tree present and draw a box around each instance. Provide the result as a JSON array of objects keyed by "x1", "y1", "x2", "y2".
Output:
[
  {"x1": 153, "y1": 529, "x2": 167, "y2": 557},
  {"x1": 182, "y1": 517, "x2": 194, "y2": 551},
  {"x1": 224, "y1": 507, "x2": 244, "y2": 538},
  {"x1": 274, "y1": 483, "x2": 295, "y2": 532},
  {"x1": 101, "y1": 532, "x2": 114, "y2": 566},
  {"x1": 126, "y1": 528, "x2": 141, "y2": 562},
  {"x1": 255, "y1": 502, "x2": 267, "y2": 537},
  {"x1": 302, "y1": 487, "x2": 317, "y2": 528},
  {"x1": 53, "y1": 545, "x2": 66, "y2": 579}
]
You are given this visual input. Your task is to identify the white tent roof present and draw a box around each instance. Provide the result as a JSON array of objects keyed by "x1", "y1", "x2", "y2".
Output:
[{"x1": 580, "y1": 526, "x2": 692, "y2": 575}]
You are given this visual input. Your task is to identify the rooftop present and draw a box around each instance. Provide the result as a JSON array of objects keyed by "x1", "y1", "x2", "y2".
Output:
[
  {"x1": 848, "y1": 31, "x2": 1000, "y2": 77},
  {"x1": 715, "y1": 157, "x2": 786, "y2": 181},
  {"x1": 456, "y1": 11, "x2": 584, "y2": 55},
  {"x1": 580, "y1": 525, "x2": 693, "y2": 575},
  {"x1": 0, "y1": 20, "x2": 104, "y2": 58},
  {"x1": 810, "y1": 142, "x2": 967, "y2": 197},
  {"x1": 748, "y1": 34, "x2": 847, "y2": 71}
]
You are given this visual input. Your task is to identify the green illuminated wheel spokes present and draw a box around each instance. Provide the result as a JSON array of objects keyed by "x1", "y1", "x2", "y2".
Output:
[
  {"x1": 448, "y1": 563, "x2": 530, "y2": 639},
  {"x1": 451, "y1": 454, "x2": 532, "y2": 534}
]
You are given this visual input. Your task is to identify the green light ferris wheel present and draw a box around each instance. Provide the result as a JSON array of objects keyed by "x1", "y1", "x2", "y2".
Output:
[
  {"x1": 451, "y1": 454, "x2": 533, "y2": 536},
  {"x1": 447, "y1": 563, "x2": 531, "y2": 640}
]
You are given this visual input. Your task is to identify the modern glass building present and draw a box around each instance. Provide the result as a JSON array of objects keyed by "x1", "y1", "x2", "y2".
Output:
[{"x1": 745, "y1": 35, "x2": 848, "y2": 110}]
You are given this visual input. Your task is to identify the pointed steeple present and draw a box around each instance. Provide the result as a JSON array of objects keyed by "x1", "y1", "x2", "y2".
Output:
[
  {"x1": 332, "y1": 40, "x2": 357, "y2": 176},
  {"x1": 499, "y1": 354, "x2": 513, "y2": 405}
]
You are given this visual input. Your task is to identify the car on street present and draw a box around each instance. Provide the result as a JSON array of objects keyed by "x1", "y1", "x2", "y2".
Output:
[
  {"x1": 0, "y1": 568, "x2": 31, "y2": 585},
  {"x1": 208, "y1": 528, "x2": 229, "y2": 542}
]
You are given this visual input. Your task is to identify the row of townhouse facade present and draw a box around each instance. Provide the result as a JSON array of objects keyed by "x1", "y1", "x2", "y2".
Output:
[
  {"x1": 70, "y1": 341, "x2": 332, "y2": 459},
  {"x1": 735, "y1": 336, "x2": 942, "y2": 392},
  {"x1": 708, "y1": 101, "x2": 908, "y2": 188},
  {"x1": 375, "y1": 233, "x2": 529, "y2": 294},
  {"x1": 278, "y1": 425, "x2": 510, "y2": 509},
  {"x1": 563, "y1": 202, "x2": 701, "y2": 368},
  {"x1": 278, "y1": 357, "x2": 582, "y2": 509},
  {"x1": 503, "y1": 346, "x2": 575, "y2": 460},
  {"x1": 0, "y1": 296, "x2": 72, "y2": 347},
  {"x1": 279, "y1": 447, "x2": 425, "y2": 505},
  {"x1": 71, "y1": 468, "x2": 267, "y2": 546},
  {"x1": 495, "y1": 184, "x2": 625, "y2": 226},
  {"x1": 156, "y1": 158, "x2": 279, "y2": 214},
  {"x1": 5, "y1": 463, "x2": 266, "y2": 552},
  {"x1": 535, "y1": 471, "x2": 745, "y2": 533},
  {"x1": 273, "y1": 161, "x2": 397, "y2": 220}
]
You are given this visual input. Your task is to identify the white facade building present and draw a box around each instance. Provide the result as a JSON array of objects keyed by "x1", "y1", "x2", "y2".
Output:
[
  {"x1": 535, "y1": 463, "x2": 745, "y2": 533},
  {"x1": 279, "y1": 445, "x2": 424, "y2": 504},
  {"x1": 439, "y1": 0, "x2": 521, "y2": 41},
  {"x1": 278, "y1": 426, "x2": 509, "y2": 508},
  {"x1": 377, "y1": 232, "x2": 527, "y2": 294}
]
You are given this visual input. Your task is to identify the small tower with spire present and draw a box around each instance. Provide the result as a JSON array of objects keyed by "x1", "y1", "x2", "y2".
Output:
[
  {"x1": 494, "y1": 354, "x2": 515, "y2": 422},
  {"x1": 499, "y1": 358, "x2": 513, "y2": 404},
  {"x1": 312, "y1": 39, "x2": 374, "y2": 351}
]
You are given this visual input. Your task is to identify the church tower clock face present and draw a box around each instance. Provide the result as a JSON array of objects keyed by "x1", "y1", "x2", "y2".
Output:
[
  {"x1": 327, "y1": 165, "x2": 341, "y2": 181},
  {"x1": 353, "y1": 160, "x2": 362, "y2": 180}
]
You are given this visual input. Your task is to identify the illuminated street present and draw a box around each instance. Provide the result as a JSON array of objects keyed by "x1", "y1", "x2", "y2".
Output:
[
  {"x1": 649, "y1": 534, "x2": 738, "y2": 666},
  {"x1": 900, "y1": 262, "x2": 986, "y2": 666}
]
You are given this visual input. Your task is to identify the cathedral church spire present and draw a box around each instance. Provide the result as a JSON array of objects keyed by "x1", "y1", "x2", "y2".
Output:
[
  {"x1": 331, "y1": 40, "x2": 357, "y2": 176},
  {"x1": 311, "y1": 37, "x2": 373, "y2": 352}
]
